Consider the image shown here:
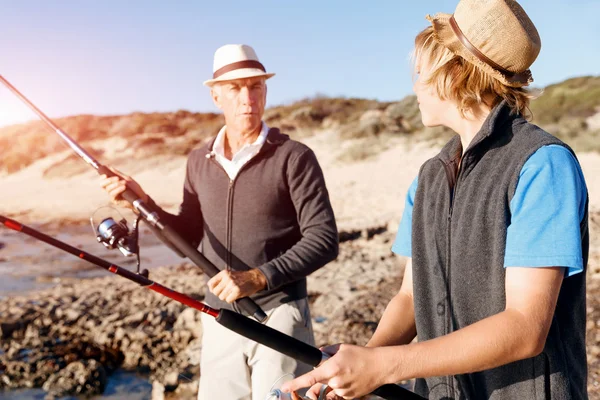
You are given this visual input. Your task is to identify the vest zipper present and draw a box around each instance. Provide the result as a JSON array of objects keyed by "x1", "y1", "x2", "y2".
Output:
[{"x1": 440, "y1": 158, "x2": 462, "y2": 397}]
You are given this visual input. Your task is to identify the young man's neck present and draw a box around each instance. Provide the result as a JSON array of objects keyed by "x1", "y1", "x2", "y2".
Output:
[
  {"x1": 223, "y1": 124, "x2": 262, "y2": 160},
  {"x1": 447, "y1": 104, "x2": 492, "y2": 155}
]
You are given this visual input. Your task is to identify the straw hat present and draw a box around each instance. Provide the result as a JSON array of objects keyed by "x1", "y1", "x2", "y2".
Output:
[
  {"x1": 426, "y1": 0, "x2": 541, "y2": 87},
  {"x1": 203, "y1": 44, "x2": 275, "y2": 86}
]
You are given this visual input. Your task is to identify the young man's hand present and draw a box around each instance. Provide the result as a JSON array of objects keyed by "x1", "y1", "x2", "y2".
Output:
[
  {"x1": 207, "y1": 269, "x2": 268, "y2": 303},
  {"x1": 281, "y1": 344, "x2": 394, "y2": 399}
]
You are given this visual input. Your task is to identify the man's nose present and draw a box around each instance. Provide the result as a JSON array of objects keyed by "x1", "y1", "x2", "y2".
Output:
[{"x1": 240, "y1": 86, "x2": 255, "y2": 104}]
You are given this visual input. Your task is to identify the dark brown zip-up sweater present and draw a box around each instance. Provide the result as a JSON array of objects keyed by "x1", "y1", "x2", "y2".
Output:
[
  {"x1": 150, "y1": 127, "x2": 338, "y2": 313},
  {"x1": 412, "y1": 102, "x2": 588, "y2": 399}
]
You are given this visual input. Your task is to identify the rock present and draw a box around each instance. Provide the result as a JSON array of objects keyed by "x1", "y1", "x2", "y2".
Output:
[
  {"x1": 151, "y1": 380, "x2": 165, "y2": 400},
  {"x1": 184, "y1": 338, "x2": 202, "y2": 366},
  {"x1": 0, "y1": 319, "x2": 31, "y2": 339},
  {"x1": 42, "y1": 359, "x2": 107, "y2": 397},
  {"x1": 163, "y1": 370, "x2": 179, "y2": 392},
  {"x1": 172, "y1": 380, "x2": 199, "y2": 399},
  {"x1": 123, "y1": 311, "x2": 147, "y2": 326},
  {"x1": 64, "y1": 309, "x2": 81, "y2": 323}
]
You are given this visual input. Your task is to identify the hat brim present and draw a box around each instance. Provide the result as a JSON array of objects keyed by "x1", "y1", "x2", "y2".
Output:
[
  {"x1": 203, "y1": 69, "x2": 275, "y2": 87},
  {"x1": 426, "y1": 13, "x2": 533, "y2": 88}
]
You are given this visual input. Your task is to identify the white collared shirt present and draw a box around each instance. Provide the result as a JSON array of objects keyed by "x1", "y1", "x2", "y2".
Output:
[{"x1": 211, "y1": 122, "x2": 269, "y2": 180}]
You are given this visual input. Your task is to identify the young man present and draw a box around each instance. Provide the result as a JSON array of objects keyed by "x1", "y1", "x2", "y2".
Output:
[
  {"x1": 283, "y1": 1, "x2": 589, "y2": 399},
  {"x1": 101, "y1": 44, "x2": 338, "y2": 400}
]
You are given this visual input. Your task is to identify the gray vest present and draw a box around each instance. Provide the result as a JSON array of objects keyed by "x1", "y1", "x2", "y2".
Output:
[{"x1": 412, "y1": 102, "x2": 589, "y2": 399}]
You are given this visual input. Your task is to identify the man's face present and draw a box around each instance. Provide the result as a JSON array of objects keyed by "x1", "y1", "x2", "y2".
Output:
[{"x1": 211, "y1": 76, "x2": 267, "y2": 134}]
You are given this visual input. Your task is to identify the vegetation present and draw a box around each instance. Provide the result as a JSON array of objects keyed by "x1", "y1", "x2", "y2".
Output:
[
  {"x1": 530, "y1": 76, "x2": 600, "y2": 152},
  {"x1": 1, "y1": 76, "x2": 598, "y2": 174}
]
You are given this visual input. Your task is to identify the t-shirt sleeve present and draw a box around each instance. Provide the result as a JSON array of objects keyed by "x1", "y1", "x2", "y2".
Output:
[
  {"x1": 504, "y1": 145, "x2": 588, "y2": 277},
  {"x1": 392, "y1": 175, "x2": 418, "y2": 257}
]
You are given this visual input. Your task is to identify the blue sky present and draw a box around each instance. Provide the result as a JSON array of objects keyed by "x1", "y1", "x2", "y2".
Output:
[{"x1": 0, "y1": 0, "x2": 598, "y2": 127}]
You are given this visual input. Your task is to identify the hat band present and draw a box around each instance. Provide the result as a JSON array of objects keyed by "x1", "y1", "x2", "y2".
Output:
[
  {"x1": 213, "y1": 60, "x2": 266, "y2": 79},
  {"x1": 449, "y1": 15, "x2": 531, "y2": 83}
]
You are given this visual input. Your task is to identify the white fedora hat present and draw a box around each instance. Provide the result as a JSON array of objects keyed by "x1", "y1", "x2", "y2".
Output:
[{"x1": 203, "y1": 44, "x2": 275, "y2": 86}]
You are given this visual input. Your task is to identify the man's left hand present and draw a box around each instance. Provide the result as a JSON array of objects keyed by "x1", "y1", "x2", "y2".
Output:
[
  {"x1": 281, "y1": 344, "x2": 393, "y2": 399},
  {"x1": 207, "y1": 269, "x2": 268, "y2": 303}
]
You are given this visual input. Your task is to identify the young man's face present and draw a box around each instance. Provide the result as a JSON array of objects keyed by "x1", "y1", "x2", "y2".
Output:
[
  {"x1": 211, "y1": 76, "x2": 267, "y2": 134},
  {"x1": 412, "y1": 60, "x2": 453, "y2": 127}
]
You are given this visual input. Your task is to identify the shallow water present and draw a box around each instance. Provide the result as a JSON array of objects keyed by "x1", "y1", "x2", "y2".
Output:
[
  {"x1": 0, "y1": 223, "x2": 184, "y2": 297},
  {"x1": 0, "y1": 370, "x2": 153, "y2": 400}
]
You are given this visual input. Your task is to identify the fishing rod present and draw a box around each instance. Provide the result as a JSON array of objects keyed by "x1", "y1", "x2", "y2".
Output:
[
  {"x1": 0, "y1": 75, "x2": 267, "y2": 323},
  {"x1": 0, "y1": 215, "x2": 424, "y2": 400}
]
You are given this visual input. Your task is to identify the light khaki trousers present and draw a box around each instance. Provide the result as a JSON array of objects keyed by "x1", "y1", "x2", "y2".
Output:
[{"x1": 198, "y1": 298, "x2": 315, "y2": 400}]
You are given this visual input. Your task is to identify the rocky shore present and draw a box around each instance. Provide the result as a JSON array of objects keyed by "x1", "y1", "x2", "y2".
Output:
[
  {"x1": 1, "y1": 216, "x2": 599, "y2": 399},
  {"x1": 0, "y1": 226, "x2": 404, "y2": 399}
]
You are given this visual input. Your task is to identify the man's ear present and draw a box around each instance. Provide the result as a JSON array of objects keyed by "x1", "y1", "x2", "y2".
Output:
[{"x1": 211, "y1": 86, "x2": 222, "y2": 109}]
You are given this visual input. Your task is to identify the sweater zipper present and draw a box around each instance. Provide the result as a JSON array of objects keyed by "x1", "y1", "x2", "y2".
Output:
[
  {"x1": 206, "y1": 149, "x2": 271, "y2": 313},
  {"x1": 206, "y1": 157, "x2": 238, "y2": 271}
]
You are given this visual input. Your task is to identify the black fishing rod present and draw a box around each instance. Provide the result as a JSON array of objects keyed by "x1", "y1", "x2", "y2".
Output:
[
  {"x1": 0, "y1": 75, "x2": 267, "y2": 323},
  {"x1": 0, "y1": 215, "x2": 423, "y2": 400}
]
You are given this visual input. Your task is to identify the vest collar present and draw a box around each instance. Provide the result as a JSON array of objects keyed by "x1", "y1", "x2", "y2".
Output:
[{"x1": 438, "y1": 100, "x2": 518, "y2": 166}]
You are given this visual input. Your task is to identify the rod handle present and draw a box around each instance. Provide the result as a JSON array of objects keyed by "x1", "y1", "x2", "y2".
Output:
[{"x1": 217, "y1": 309, "x2": 323, "y2": 366}]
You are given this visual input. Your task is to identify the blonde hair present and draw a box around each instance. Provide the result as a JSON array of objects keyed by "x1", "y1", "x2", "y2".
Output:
[{"x1": 413, "y1": 26, "x2": 536, "y2": 118}]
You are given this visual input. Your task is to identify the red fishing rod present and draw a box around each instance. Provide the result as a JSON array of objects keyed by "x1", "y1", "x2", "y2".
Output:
[
  {"x1": 0, "y1": 215, "x2": 423, "y2": 400},
  {"x1": 0, "y1": 75, "x2": 267, "y2": 323}
]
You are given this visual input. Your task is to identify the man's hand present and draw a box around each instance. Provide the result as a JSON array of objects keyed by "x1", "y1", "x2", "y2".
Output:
[
  {"x1": 99, "y1": 167, "x2": 149, "y2": 210},
  {"x1": 281, "y1": 344, "x2": 393, "y2": 399},
  {"x1": 207, "y1": 269, "x2": 268, "y2": 303}
]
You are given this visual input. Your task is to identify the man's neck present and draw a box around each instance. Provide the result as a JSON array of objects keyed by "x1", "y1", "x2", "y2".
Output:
[{"x1": 223, "y1": 125, "x2": 262, "y2": 160}]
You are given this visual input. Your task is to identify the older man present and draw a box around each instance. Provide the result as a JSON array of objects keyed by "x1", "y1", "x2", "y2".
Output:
[{"x1": 101, "y1": 44, "x2": 338, "y2": 399}]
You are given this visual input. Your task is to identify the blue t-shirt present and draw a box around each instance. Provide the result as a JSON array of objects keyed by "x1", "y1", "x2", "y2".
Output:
[{"x1": 392, "y1": 145, "x2": 588, "y2": 277}]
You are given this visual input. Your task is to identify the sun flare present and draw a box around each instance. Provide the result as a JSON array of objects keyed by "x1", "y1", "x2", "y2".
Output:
[{"x1": 0, "y1": 91, "x2": 36, "y2": 128}]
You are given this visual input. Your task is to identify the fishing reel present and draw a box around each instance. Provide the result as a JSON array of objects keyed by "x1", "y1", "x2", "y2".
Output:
[{"x1": 90, "y1": 207, "x2": 149, "y2": 278}]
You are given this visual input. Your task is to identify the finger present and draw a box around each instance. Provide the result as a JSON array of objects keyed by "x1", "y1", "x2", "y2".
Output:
[
  {"x1": 107, "y1": 183, "x2": 128, "y2": 201},
  {"x1": 209, "y1": 280, "x2": 225, "y2": 298},
  {"x1": 103, "y1": 179, "x2": 125, "y2": 193},
  {"x1": 281, "y1": 367, "x2": 331, "y2": 394},
  {"x1": 212, "y1": 277, "x2": 232, "y2": 299},
  {"x1": 224, "y1": 287, "x2": 240, "y2": 304},
  {"x1": 326, "y1": 391, "x2": 342, "y2": 400},
  {"x1": 105, "y1": 180, "x2": 126, "y2": 193},
  {"x1": 291, "y1": 392, "x2": 302, "y2": 400},
  {"x1": 101, "y1": 176, "x2": 121, "y2": 190},
  {"x1": 207, "y1": 272, "x2": 224, "y2": 291},
  {"x1": 307, "y1": 383, "x2": 331, "y2": 399},
  {"x1": 218, "y1": 289, "x2": 231, "y2": 302}
]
